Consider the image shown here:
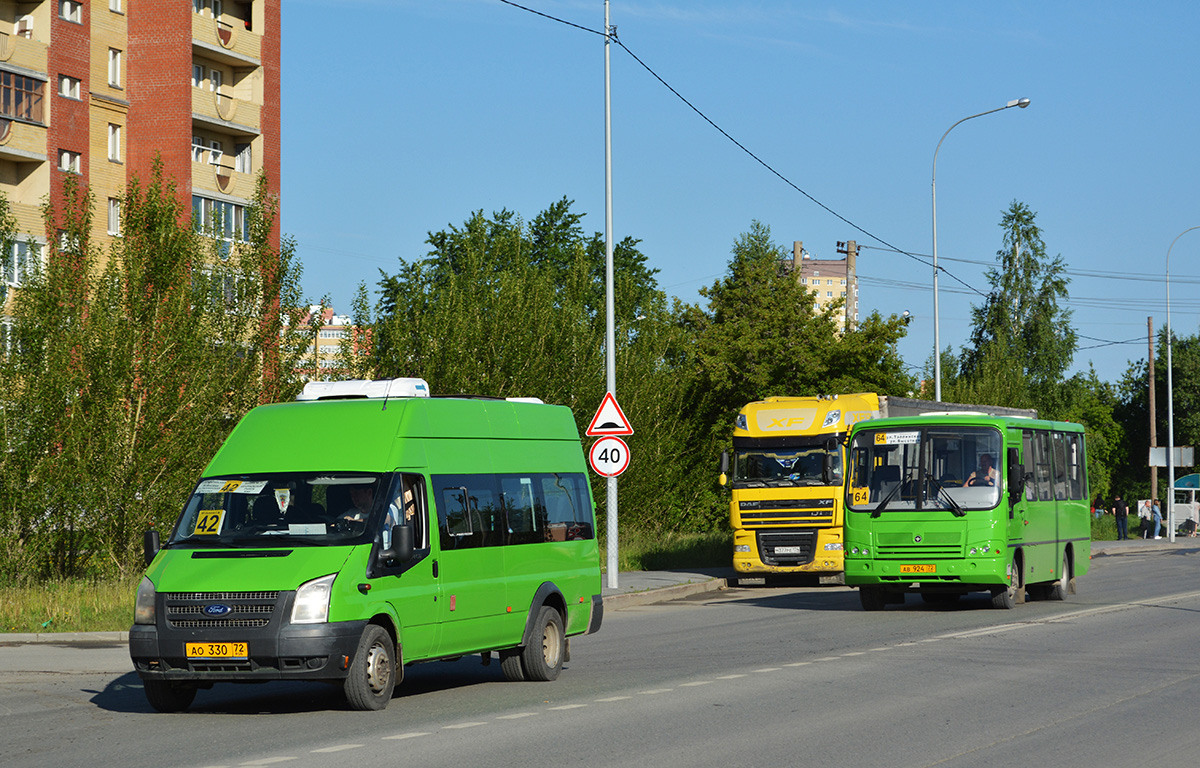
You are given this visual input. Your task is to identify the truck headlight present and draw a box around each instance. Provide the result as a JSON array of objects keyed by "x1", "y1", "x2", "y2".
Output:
[
  {"x1": 291, "y1": 574, "x2": 336, "y2": 624},
  {"x1": 134, "y1": 576, "x2": 156, "y2": 625},
  {"x1": 733, "y1": 544, "x2": 751, "y2": 553},
  {"x1": 824, "y1": 542, "x2": 843, "y2": 551}
]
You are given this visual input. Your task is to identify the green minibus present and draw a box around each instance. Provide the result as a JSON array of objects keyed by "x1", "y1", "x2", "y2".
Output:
[
  {"x1": 843, "y1": 413, "x2": 1090, "y2": 610},
  {"x1": 129, "y1": 379, "x2": 603, "y2": 711}
]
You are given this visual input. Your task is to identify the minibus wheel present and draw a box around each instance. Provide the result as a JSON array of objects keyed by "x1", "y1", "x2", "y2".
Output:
[
  {"x1": 344, "y1": 624, "x2": 396, "y2": 710},
  {"x1": 143, "y1": 679, "x2": 197, "y2": 713},
  {"x1": 499, "y1": 648, "x2": 525, "y2": 682},
  {"x1": 521, "y1": 606, "x2": 564, "y2": 682}
]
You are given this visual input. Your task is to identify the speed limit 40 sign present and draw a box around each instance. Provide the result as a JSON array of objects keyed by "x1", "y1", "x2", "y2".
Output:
[{"x1": 589, "y1": 436, "x2": 630, "y2": 477}]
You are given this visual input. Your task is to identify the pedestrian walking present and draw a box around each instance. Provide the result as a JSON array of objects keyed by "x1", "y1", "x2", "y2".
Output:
[{"x1": 1112, "y1": 495, "x2": 1129, "y2": 540}]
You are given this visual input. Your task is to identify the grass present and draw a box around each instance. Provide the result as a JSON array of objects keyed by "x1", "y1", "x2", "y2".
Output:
[
  {"x1": 604, "y1": 528, "x2": 731, "y2": 572},
  {"x1": 0, "y1": 576, "x2": 139, "y2": 634}
]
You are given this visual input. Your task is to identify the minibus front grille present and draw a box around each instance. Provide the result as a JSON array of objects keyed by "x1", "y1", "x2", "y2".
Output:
[
  {"x1": 168, "y1": 618, "x2": 272, "y2": 629},
  {"x1": 162, "y1": 591, "x2": 284, "y2": 630},
  {"x1": 164, "y1": 591, "x2": 280, "y2": 601}
]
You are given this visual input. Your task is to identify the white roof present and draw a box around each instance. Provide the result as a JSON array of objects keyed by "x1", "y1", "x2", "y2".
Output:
[{"x1": 295, "y1": 378, "x2": 431, "y2": 401}]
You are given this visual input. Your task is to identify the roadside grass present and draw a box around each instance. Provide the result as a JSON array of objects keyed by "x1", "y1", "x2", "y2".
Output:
[
  {"x1": 605, "y1": 529, "x2": 731, "y2": 572},
  {"x1": 0, "y1": 576, "x2": 139, "y2": 634}
]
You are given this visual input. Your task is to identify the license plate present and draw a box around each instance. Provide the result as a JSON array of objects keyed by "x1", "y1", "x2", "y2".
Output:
[
  {"x1": 186, "y1": 641, "x2": 248, "y2": 659},
  {"x1": 774, "y1": 546, "x2": 803, "y2": 555},
  {"x1": 899, "y1": 564, "x2": 936, "y2": 574}
]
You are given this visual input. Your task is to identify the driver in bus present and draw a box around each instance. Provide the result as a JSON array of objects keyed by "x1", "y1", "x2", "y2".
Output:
[{"x1": 963, "y1": 453, "x2": 998, "y2": 487}]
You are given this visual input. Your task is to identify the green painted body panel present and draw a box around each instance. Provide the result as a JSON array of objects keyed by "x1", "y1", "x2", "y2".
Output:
[
  {"x1": 844, "y1": 413, "x2": 1090, "y2": 593},
  {"x1": 147, "y1": 395, "x2": 600, "y2": 668}
]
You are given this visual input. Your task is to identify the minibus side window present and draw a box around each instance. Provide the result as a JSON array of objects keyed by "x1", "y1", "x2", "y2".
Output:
[
  {"x1": 539, "y1": 473, "x2": 595, "y2": 542},
  {"x1": 435, "y1": 475, "x2": 503, "y2": 550}
]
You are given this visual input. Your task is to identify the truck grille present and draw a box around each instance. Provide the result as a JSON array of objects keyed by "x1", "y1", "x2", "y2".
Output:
[
  {"x1": 740, "y1": 498, "x2": 834, "y2": 527},
  {"x1": 757, "y1": 530, "x2": 817, "y2": 566}
]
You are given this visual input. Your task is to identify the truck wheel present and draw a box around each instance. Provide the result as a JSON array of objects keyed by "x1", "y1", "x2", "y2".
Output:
[
  {"x1": 143, "y1": 679, "x2": 197, "y2": 713},
  {"x1": 520, "y1": 606, "x2": 564, "y2": 682},
  {"x1": 344, "y1": 624, "x2": 396, "y2": 711}
]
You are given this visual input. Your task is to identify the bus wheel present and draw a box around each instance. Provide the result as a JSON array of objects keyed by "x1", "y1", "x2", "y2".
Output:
[
  {"x1": 521, "y1": 605, "x2": 564, "y2": 682},
  {"x1": 143, "y1": 679, "x2": 197, "y2": 713},
  {"x1": 1047, "y1": 553, "x2": 1069, "y2": 601},
  {"x1": 499, "y1": 648, "x2": 526, "y2": 682},
  {"x1": 344, "y1": 624, "x2": 396, "y2": 711},
  {"x1": 859, "y1": 586, "x2": 886, "y2": 611},
  {"x1": 992, "y1": 557, "x2": 1023, "y2": 609}
]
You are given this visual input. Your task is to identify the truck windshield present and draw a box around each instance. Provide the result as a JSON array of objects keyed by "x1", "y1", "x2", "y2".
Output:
[
  {"x1": 733, "y1": 443, "x2": 841, "y2": 488},
  {"x1": 167, "y1": 472, "x2": 387, "y2": 547},
  {"x1": 845, "y1": 426, "x2": 1002, "y2": 513}
]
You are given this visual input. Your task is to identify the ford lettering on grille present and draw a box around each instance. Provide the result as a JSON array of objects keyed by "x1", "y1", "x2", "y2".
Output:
[{"x1": 203, "y1": 604, "x2": 233, "y2": 617}]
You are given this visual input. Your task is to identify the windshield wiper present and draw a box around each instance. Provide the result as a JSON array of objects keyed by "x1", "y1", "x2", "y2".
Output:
[
  {"x1": 870, "y1": 479, "x2": 904, "y2": 518},
  {"x1": 926, "y1": 477, "x2": 966, "y2": 517}
]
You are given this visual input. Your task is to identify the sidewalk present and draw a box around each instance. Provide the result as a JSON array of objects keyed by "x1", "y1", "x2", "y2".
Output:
[{"x1": 3, "y1": 539, "x2": 1196, "y2": 646}]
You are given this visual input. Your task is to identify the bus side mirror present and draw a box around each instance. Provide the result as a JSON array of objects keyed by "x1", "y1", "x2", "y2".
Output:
[
  {"x1": 379, "y1": 524, "x2": 415, "y2": 564},
  {"x1": 143, "y1": 528, "x2": 160, "y2": 566},
  {"x1": 719, "y1": 451, "x2": 729, "y2": 486}
]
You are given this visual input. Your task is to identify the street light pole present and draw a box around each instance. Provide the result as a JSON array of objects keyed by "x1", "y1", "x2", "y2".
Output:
[
  {"x1": 603, "y1": 0, "x2": 619, "y2": 588},
  {"x1": 1165, "y1": 226, "x2": 1200, "y2": 544},
  {"x1": 931, "y1": 98, "x2": 1030, "y2": 401}
]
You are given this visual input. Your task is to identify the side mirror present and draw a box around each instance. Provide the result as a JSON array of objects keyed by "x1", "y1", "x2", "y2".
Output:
[
  {"x1": 822, "y1": 438, "x2": 839, "y2": 484},
  {"x1": 143, "y1": 528, "x2": 160, "y2": 566},
  {"x1": 719, "y1": 451, "x2": 729, "y2": 487},
  {"x1": 379, "y1": 524, "x2": 415, "y2": 564}
]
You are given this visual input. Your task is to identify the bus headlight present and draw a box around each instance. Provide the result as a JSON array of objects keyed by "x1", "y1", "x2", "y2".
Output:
[
  {"x1": 734, "y1": 544, "x2": 751, "y2": 553},
  {"x1": 291, "y1": 574, "x2": 336, "y2": 624},
  {"x1": 134, "y1": 577, "x2": 156, "y2": 625}
]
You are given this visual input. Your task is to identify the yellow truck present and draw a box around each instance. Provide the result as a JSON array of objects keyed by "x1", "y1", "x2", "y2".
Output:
[{"x1": 720, "y1": 394, "x2": 1034, "y2": 582}]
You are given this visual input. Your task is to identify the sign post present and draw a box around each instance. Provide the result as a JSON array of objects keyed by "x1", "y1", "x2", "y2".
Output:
[{"x1": 587, "y1": 391, "x2": 632, "y2": 588}]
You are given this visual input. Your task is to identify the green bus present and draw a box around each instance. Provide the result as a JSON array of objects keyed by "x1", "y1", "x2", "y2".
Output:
[
  {"x1": 129, "y1": 379, "x2": 602, "y2": 712},
  {"x1": 843, "y1": 413, "x2": 1090, "y2": 610}
]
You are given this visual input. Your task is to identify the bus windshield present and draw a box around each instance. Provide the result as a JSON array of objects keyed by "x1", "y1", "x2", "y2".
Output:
[
  {"x1": 846, "y1": 426, "x2": 1002, "y2": 513},
  {"x1": 733, "y1": 442, "x2": 841, "y2": 488},
  {"x1": 167, "y1": 472, "x2": 388, "y2": 547}
]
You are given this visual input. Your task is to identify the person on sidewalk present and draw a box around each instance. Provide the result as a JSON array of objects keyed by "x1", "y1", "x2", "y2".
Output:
[
  {"x1": 1112, "y1": 495, "x2": 1129, "y2": 540},
  {"x1": 1152, "y1": 498, "x2": 1163, "y2": 539}
]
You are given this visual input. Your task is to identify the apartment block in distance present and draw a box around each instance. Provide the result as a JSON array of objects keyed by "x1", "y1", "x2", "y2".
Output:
[
  {"x1": 786, "y1": 240, "x2": 859, "y2": 332},
  {"x1": 0, "y1": 0, "x2": 280, "y2": 293}
]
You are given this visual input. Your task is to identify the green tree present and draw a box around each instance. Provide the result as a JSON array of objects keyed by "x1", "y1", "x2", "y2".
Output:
[
  {"x1": 958, "y1": 201, "x2": 1075, "y2": 410},
  {"x1": 0, "y1": 165, "x2": 314, "y2": 581}
]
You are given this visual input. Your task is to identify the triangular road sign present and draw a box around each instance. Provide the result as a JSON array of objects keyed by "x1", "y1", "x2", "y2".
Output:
[{"x1": 586, "y1": 391, "x2": 634, "y2": 436}]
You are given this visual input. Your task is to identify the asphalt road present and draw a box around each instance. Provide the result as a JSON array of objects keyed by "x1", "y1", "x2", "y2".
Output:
[{"x1": 2, "y1": 547, "x2": 1199, "y2": 768}]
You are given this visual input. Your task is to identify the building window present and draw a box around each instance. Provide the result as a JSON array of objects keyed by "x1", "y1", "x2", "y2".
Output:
[
  {"x1": 840, "y1": 279, "x2": 847, "y2": 285},
  {"x1": 826, "y1": 291, "x2": 833, "y2": 298},
  {"x1": 212, "y1": 0, "x2": 223, "y2": 20},
  {"x1": 58, "y1": 75, "x2": 80, "y2": 99},
  {"x1": 59, "y1": 1, "x2": 82, "y2": 23},
  {"x1": 3, "y1": 240, "x2": 35, "y2": 287},
  {"x1": 0, "y1": 71, "x2": 45, "y2": 123},
  {"x1": 209, "y1": 68, "x2": 221, "y2": 93},
  {"x1": 209, "y1": 139, "x2": 223, "y2": 167},
  {"x1": 108, "y1": 49, "x2": 122, "y2": 88},
  {"x1": 107, "y1": 198, "x2": 121, "y2": 235},
  {"x1": 110, "y1": 0, "x2": 123, "y2": 12},
  {"x1": 107, "y1": 124, "x2": 122, "y2": 161},
  {"x1": 58, "y1": 149, "x2": 81, "y2": 174},
  {"x1": 192, "y1": 65, "x2": 203, "y2": 88},
  {"x1": 234, "y1": 142, "x2": 252, "y2": 173},
  {"x1": 193, "y1": 195, "x2": 250, "y2": 259},
  {"x1": 192, "y1": 136, "x2": 205, "y2": 162}
]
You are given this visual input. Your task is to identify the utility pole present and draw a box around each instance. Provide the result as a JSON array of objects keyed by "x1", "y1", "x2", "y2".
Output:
[{"x1": 836, "y1": 239, "x2": 858, "y2": 331}]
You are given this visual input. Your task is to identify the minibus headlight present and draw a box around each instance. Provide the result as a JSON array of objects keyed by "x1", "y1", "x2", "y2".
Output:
[
  {"x1": 291, "y1": 574, "x2": 336, "y2": 624},
  {"x1": 134, "y1": 576, "x2": 156, "y2": 625}
]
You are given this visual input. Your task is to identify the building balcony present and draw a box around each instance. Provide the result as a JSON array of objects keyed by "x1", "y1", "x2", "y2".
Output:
[
  {"x1": 192, "y1": 12, "x2": 261, "y2": 67},
  {"x1": 0, "y1": 30, "x2": 48, "y2": 76},
  {"x1": 191, "y1": 156, "x2": 256, "y2": 201},
  {"x1": 192, "y1": 88, "x2": 260, "y2": 135},
  {"x1": 0, "y1": 117, "x2": 46, "y2": 162}
]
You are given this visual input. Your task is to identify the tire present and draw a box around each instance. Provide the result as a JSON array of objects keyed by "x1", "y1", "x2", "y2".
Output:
[
  {"x1": 1047, "y1": 553, "x2": 1069, "y2": 601},
  {"x1": 143, "y1": 679, "x2": 197, "y2": 713},
  {"x1": 859, "y1": 586, "x2": 886, "y2": 611},
  {"x1": 992, "y1": 556, "x2": 1023, "y2": 609},
  {"x1": 344, "y1": 624, "x2": 396, "y2": 711},
  {"x1": 520, "y1": 606, "x2": 565, "y2": 682},
  {"x1": 499, "y1": 648, "x2": 526, "y2": 682}
]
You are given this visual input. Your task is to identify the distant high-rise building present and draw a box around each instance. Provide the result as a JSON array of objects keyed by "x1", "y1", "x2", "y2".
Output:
[
  {"x1": 0, "y1": 0, "x2": 280, "y2": 288},
  {"x1": 787, "y1": 240, "x2": 858, "y2": 332}
]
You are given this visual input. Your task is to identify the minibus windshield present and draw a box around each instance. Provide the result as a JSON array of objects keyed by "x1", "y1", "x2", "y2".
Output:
[{"x1": 168, "y1": 472, "x2": 386, "y2": 546}]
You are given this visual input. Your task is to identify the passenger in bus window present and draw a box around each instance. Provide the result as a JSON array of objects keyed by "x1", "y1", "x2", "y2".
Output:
[{"x1": 963, "y1": 454, "x2": 997, "y2": 487}]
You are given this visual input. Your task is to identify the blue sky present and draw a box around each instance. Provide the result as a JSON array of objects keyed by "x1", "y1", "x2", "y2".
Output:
[{"x1": 282, "y1": 1, "x2": 1200, "y2": 387}]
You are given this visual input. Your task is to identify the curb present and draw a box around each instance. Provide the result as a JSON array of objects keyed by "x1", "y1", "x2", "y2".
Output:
[
  {"x1": 0, "y1": 631, "x2": 128, "y2": 645},
  {"x1": 604, "y1": 577, "x2": 728, "y2": 610}
]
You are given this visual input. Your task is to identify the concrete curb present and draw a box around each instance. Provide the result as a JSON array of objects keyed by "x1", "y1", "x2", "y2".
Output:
[
  {"x1": 0, "y1": 631, "x2": 128, "y2": 645},
  {"x1": 604, "y1": 577, "x2": 728, "y2": 610}
]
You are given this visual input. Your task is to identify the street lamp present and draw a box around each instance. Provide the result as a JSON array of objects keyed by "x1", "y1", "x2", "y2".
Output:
[
  {"x1": 931, "y1": 98, "x2": 1031, "y2": 401},
  {"x1": 1166, "y1": 226, "x2": 1200, "y2": 543}
]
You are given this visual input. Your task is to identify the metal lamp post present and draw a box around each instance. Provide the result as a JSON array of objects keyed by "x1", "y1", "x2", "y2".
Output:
[
  {"x1": 931, "y1": 98, "x2": 1030, "y2": 401},
  {"x1": 1166, "y1": 226, "x2": 1200, "y2": 543}
]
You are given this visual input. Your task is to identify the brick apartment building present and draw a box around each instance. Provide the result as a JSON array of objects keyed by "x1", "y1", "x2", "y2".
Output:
[
  {"x1": 0, "y1": 0, "x2": 280, "y2": 290},
  {"x1": 786, "y1": 240, "x2": 859, "y2": 333}
]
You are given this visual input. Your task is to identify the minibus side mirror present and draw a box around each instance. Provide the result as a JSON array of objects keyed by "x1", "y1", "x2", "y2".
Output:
[
  {"x1": 379, "y1": 524, "x2": 415, "y2": 564},
  {"x1": 719, "y1": 451, "x2": 729, "y2": 486},
  {"x1": 143, "y1": 528, "x2": 160, "y2": 566}
]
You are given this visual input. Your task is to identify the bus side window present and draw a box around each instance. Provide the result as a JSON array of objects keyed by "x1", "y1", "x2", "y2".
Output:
[
  {"x1": 1022, "y1": 432, "x2": 1036, "y2": 502},
  {"x1": 1051, "y1": 432, "x2": 1069, "y2": 501},
  {"x1": 1034, "y1": 432, "x2": 1053, "y2": 502}
]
